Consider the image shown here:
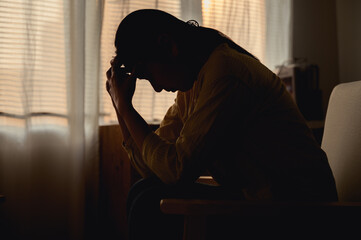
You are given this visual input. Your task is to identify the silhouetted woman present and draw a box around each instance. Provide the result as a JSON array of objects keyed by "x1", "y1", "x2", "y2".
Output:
[{"x1": 106, "y1": 9, "x2": 337, "y2": 240}]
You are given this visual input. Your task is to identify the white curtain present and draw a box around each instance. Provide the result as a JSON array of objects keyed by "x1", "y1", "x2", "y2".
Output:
[
  {"x1": 0, "y1": 0, "x2": 102, "y2": 238},
  {"x1": 0, "y1": 0, "x2": 291, "y2": 238},
  {"x1": 265, "y1": 0, "x2": 292, "y2": 70}
]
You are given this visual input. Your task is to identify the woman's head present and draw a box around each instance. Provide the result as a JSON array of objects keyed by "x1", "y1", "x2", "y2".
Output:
[
  {"x1": 113, "y1": 9, "x2": 256, "y2": 92},
  {"x1": 114, "y1": 9, "x2": 202, "y2": 91},
  {"x1": 114, "y1": 9, "x2": 190, "y2": 69}
]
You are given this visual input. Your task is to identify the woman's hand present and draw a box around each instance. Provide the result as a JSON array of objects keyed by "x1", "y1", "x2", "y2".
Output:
[
  {"x1": 106, "y1": 58, "x2": 152, "y2": 153},
  {"x1": 106, "y1": 58, "x2": 137, "y2": 115}
]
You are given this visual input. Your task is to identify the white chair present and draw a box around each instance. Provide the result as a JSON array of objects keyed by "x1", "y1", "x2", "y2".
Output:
[{"x1": 322, "y1": 80, "x2": 361, "y2": 201}]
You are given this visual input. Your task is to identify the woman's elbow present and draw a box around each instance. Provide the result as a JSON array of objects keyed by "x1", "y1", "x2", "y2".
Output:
[
  {"x1": 156, "y1": 172, "x2": 181, "y2": 185},
  {"x1": 156, "y1": 170, "x2": 199, "y2": 186}
]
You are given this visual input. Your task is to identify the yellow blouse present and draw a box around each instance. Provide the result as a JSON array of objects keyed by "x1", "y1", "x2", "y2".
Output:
[{"x1": 123, "y1": 43, "x2": 336, "y2": 200}]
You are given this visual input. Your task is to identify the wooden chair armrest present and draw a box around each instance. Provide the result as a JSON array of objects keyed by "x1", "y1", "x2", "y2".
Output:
[
  {"x1": 195, "y1": 176, "x2": 219, "y2": 186},
  {"x1": 161, "y1": 199, "x2": 361, "y2": 240},
  {"x1": 161, "y1": 198, "x2": 361, "y2": 215}
]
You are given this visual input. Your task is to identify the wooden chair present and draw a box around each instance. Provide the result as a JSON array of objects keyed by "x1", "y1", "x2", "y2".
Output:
[{"x1": 160, "y1": 80, "x2": 361, "y2": 239}]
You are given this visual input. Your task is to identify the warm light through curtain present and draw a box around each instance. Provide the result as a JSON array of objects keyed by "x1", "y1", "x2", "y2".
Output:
[
  {"x1": 0, "y1": 1, "x2": 102, "y2": 239},
  {"x1": 0, "y1": 0, "x2": 68, "y2": 127},
  {"x1": 265, "y1": 0, "x2": 292, "y2": 70},
  {"x1": 202, "y1": 0, "x2": 266, "y2": 62}
]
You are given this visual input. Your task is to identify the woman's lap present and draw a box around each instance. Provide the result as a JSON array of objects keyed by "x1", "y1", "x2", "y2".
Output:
[{"x1": 126, "y1": 177, "x2": 244, "y2": 240}]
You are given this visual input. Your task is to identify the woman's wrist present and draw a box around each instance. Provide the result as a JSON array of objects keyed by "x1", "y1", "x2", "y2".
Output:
[{"x1": 117, "y1": 101, "x2": 134, "y2": 117}]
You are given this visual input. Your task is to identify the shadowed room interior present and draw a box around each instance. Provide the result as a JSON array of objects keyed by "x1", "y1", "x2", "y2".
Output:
[{"x1": 1, "y1": 0, "x2": 361, "y2": 239}]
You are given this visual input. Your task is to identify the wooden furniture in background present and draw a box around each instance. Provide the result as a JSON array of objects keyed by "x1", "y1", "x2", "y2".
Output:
[
  {"x1": 307, "y1": 120, "x2": 324, "y2": 145},
  {"x1": 99, "y1": 124, "x2": 159, "y2": 239},
  {"x1": 99, "y1": 124, "x2": 141, "y2": 240}
]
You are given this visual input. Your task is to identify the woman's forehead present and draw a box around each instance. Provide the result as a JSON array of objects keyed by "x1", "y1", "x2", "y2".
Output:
[{"x1": 113, "y1": 53, "x2": 133, "y2": 68}]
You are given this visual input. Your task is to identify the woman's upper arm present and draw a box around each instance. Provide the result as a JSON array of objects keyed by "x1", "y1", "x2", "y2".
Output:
[{"x1": 155, "y1": 92, "x2": 186, "y2": 143}]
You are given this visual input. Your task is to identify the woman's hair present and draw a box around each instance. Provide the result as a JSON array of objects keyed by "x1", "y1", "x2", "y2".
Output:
[
  {"x1": 114, "y1": 9, "x2": 257, "y2": 68},
  {"x1": 114, "y1": 9, "x2": 187, "y2": 66},
  {"x1": 191, "y1": 25, "x2": 258, "y2": 60}
]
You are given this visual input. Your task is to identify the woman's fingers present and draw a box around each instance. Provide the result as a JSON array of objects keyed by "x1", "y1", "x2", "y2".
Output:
[
  {"x1": 106, "y1": 67, "x2": 113, "y2": 93},
  {"x1": 106, "y1": 80, "x2": 110, "y2": 92},
  {"x1": 106, "y1": 67, "x2": 112, "y2": 80}
]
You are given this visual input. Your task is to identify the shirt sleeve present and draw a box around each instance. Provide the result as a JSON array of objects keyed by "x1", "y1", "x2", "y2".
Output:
[
  {"x1": 123, "y1": 92, "x2": 185, "y2": 178},
  {"x1": 142, "y1": 75, "x2": 242, "y2": 185},
  {"x1": 123, "y1": 137, "x2": 154, "y2": 178},
  {"x1": 155, "y1": 93, "x2": 185, "y2": 143}
]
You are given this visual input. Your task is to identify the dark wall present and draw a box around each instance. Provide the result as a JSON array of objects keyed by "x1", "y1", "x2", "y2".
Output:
[{"x1": 292, "y1": 0, "x2": 340, "y2": 116}]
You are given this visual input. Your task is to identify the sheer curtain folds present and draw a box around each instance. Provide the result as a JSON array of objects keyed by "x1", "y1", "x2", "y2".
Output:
[
  {"x1": 0, "y1": 0, "x2": 102, "y2": 239},
  {"x1": 0, "y1": 0, "x2": 291, "y2": 238}
]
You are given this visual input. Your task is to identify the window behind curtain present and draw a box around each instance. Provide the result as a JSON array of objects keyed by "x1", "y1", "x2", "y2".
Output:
[
  {"x1": 202, "y1": 0, "x2": 266, "y2": 63},
  {"x1": 0, "y1": 0, "x2": 67, "y2": 128},
  {"x1": 0, "y1": 1, "x2": 290, "y2": 126},
  {"x1": 99, "y1": 0, "x2": 288, "y2": 125}
]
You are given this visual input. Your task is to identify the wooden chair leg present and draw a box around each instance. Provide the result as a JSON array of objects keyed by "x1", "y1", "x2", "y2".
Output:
[{"x1": 183, "y1": 215, "x2": 206, "y2": 240}]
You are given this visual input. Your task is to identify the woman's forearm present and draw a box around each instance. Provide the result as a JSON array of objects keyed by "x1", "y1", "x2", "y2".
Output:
[
  {"x1": 121, "y1": 105, "x2": 152, "y2": 153},
  {"x1": 115, "y1": 107, "x2": 131, "y2": 143}
]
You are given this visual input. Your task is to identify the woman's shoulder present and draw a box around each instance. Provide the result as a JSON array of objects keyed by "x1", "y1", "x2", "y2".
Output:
[
  {"x1": 198, "y1": 43, "x2": 256, "y2": 87},
  {"x1": 201, "y1": 43, "x2": 279, "y2": 89}
]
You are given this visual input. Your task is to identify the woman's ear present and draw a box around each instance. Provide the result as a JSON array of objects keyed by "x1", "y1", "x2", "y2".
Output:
[{"x1": 157, "y1": 33, "x2": 178, "y2": 58}]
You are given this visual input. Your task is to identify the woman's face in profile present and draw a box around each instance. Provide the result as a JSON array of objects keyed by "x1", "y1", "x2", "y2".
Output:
[
  {"x1": 133, "y1": 60, "x2": 196, "y2": 93},
  {"x1": 118, "y1": 56, "x2": 194, "y2": 93}
]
